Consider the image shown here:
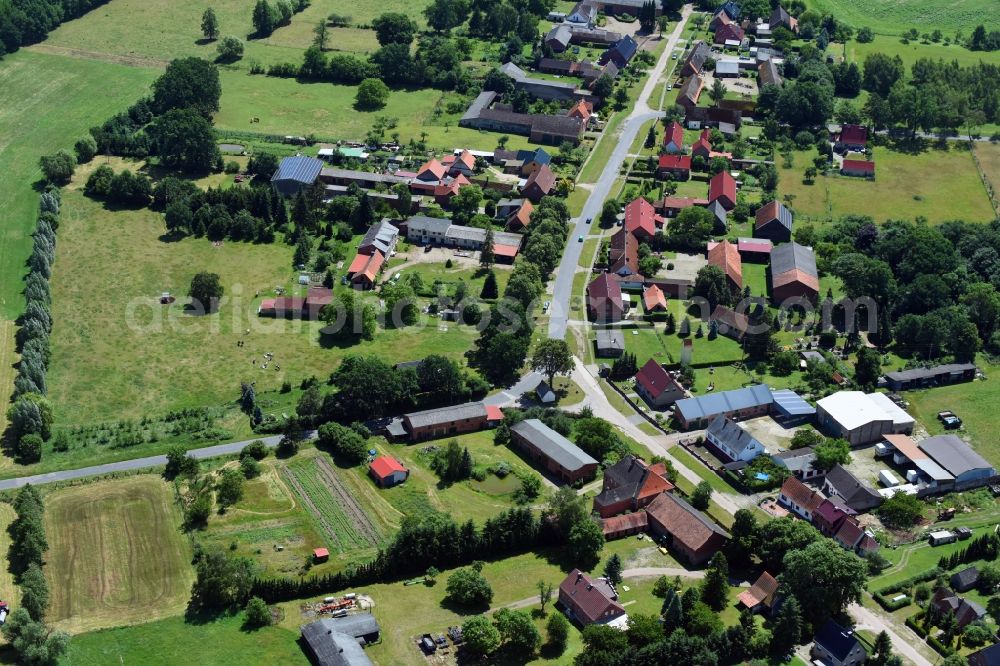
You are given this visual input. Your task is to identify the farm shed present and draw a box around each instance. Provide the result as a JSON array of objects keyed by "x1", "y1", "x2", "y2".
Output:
[
  {"x1": 271, "y1": 156, "x2": 324, "y2": 197},
  {"x1": 510, "y1": 419, "x2": 598, "y2": 483},
  {"x1": 369, "y1": 456, "x2": 408, "y2": 488}
]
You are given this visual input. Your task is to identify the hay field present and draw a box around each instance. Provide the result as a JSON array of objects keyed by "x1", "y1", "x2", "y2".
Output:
[{"x1": 43, "y1": 476, "x2": 193, "y2": 633}]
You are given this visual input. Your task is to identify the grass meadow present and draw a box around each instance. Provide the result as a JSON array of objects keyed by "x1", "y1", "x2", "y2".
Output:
[
  {"x1": 836, "y1": 34, "x2": 1000, "y2": 71},
  {"x1": 46, "y1": 189, "x2": 480, "y2": 425},
  {"x1": 43, "y1": 475, "x2": 193, "y2": 634},
  {"x1": 0, "y1": 51, "x2": 156, "y2": 320},
  {"x1": 805, "y1": 0, "x2": 996, "y2": 36},
  {"x1": 778, "y1": 143, "x2": 995, "y2": 224},
  {"x1": 973, "y1": 142, "x2": 1000, "y2": 217}
]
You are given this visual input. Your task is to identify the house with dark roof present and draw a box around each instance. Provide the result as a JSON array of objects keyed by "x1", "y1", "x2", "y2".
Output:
[
  {"x1": 258, "y1": 296, "x2": 305, "y2": 319},
  {"x1": 595, "y1": 328, "x2": 625, "y2": 357},
  {"x1": 951, "y1": 566, "x2": 980, "y2": 593},
  {"x1": 271, "y1": 156, "x2": 324, "y2": 196},
  {"x1": 778, "y1": 476, "x2": 825, "y2": 520},
  {"x1": 510, "y1": 419, "x2": 599, "y2": 483},
  {"x1": 681, "y1": 41, "x2": 712, "y2": 77},
  {"x1": 710, "y1": 305, "x2": 749, "y2": 341},
  {"x1": 390, "y1": 402, "x2": 493, "y2": 441},
  {"x1": 812, "y1": 497, "x2": 854, "y2": 536},
  {"x1": 624, "y1": 197, "x2": 658, "y2": 240},
  {"x1": 369, "y1": 456, "x2": 408, "y2": 488},
  {"x1": 460, "y1": 97, "x2": 585, "y2": 147},
  {"x1": 822, "y1": 464, "x2": 882, "y2": 512},
  {"x1": 663, "y1": 121, "x2": 685, "y2": 154},
  {"x1": 645, "y1": 492, "x2": 728, "y2": 565},
  {"x1": 738, "y1": 237, "x2": 773, "y2": 262},
  {"x1": 754, "y1": 200, "x2": 793, "y2": 243},
  {"x1": 837, "y1": 124, "x2": 868, "y2": 152},
  {"x1": 841, "y1": 159, "x2": 875, "y2": 178},
  {"x1": 738, "y1": 571, "x2": 779, "y2": 614},
  {"x1": 770, "y1": 5, "x2": 798, "y2": 33},
  {"x1": 609, "y1": 229, "x2": 639, "y2": 276},
  {"x1": 300, "y1": 614, "x2": 381, "y2": 666},
  {"x1": 358, "y1": 219, "x2": 399, "y2": 256},
  {"x1": 707, "y1": 239, "x2": 742, "y2": 293},
  {"x1": 558, "y1": 569, "x2": 627, "y2": 627},
  {"x1": 499, "y1": 62, "x2": 587, "y2": 102},
  {"x1": 600, "y1": 35, "x2": 638, "y2": 68},
  {"x1": 594, "y1": 454, "x2": 675, "y2": 517},
  {"x1": 686, "y1": 105, "x2": 743, "y2": 131},
  {"x1": 708, "y1": 171, "x2": 737, "y2": 210},
  {"x1": 714, "y1": 22, "x2": 745, "y2": 44},
  {"x1": 772, "y1": 447, "x2": 821, "y2": 480},
  {"x1": 522, "y1": 164, "x2": 557, "y2": 202},
  {"x1": 709, "y1": 8, "x2": 732, "y2": 30},
  {"x1": 811, "y1": 620, "x2": 865, "y2": 666},
  {"x1": 587, "y1": 273, "x2": 625, "y2": 323},
  {"x1": 634, "y1": 359, "x2": 686, "y2": 409},
  {"x1": 516, "y1": 148, "x2": 552, "y2": 175},
  {"x1": 969, "y1": 642, "x2": 1000, "y2": 666},
  {"x1": 676, "y1": 75, "x2": 704, "y2": 111},
  {"x1": 883, "y1": 363, "x2": 976, "y2": 391},
  {"x1": 719, "y1": 0, "x2": 741, "y2": 20},
  {"x1": 673, "y1": 384, "x2": 773, "y2": 429},
  {"x1": 705, "y1": 415, "x2": 764, "y2": 463},
  {"x1": 707, "y1": 200, "x2": 728, "y2": 233},
  {"x1": 758, "y1": 59, "x2": 782, "y2": 87},
  {"x1": 657, "y1": 153, "x2": 692, "y2": 181},
  {"x1": 931, "y1": 587, "x2": 987, "y2": 629},
  {"x1": 769, "y1": 242, "x2": 819, "y2": 303}
]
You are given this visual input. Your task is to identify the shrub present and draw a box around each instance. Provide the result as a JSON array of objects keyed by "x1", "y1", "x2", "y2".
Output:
[
  {"x1": 242, "y1": 440, "x2": 269, "y2": 460},
  {"x1": 216, "y1": 36, "x2": 245, "y2": 62},
  {"x1": 39, "y1": 150, "x2": 76, "y2": 184},
  {"x1": 355, "y1": 78, "x2": 390, "y2": 110},
  {"x1": 244, "y1": 596, "x2": 272, "y2": 627}
]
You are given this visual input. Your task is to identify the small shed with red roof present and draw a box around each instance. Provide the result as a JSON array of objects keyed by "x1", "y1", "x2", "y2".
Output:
[
  {"x1": 369, "y1": 455, "x2": 409, "y2": 488},
  {"x1": 313, "y1": 547, "x2": 330, "y2": 563}
]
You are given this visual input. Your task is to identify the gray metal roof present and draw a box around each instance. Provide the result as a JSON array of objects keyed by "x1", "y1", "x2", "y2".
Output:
[
  {"x1": 769, "y1": 242, "x2": 817, "y2": 278},
  {"x1": 771, "y1": 388, "x2": 815, "y2": 417},
  {"x1": 320, "y1": 168, "x2": 411, "y2": 185},
  {"x1": 405, "y1": 215, "x2": 452, "y2": 235},
  {"x1": 359, "y1": 219, "x2": 399, "y2": 254},
  {"x1": 596, "y1": 329, "x2": 624, "y2": 350},
  {"x1": 885, "y1": 363, "x2": 976, "y2": 383},
  {"x1": 461, "y1": 91, "x2": 498, "y2": 122},
  {"x1": 919, "y1": 435, "x2": 995, "y2": 477},
  {"x1": 716, "y1": 60, "x2": 740, "y2": 75},
  {"x1": 771, "y1": 446, "x2": 815, "y2": 473},
  {"x1": 272, "y1": 156, "x2": 324, "y2": 184},
  {"x1": 301, "y1": 618, "x2": 376, "y2": 666},
  {"x1": 405, "y1": 402, "x2": 487, "y2": 429},
  {"x1": 325, "y1": 614, "x2": 380, "y2": 640},
  {"x1": 511, "y1": 419, "x2": 598, "y2": 471},
  {"x1": 706, "y1": 415, "x2": 761, "y2": 457},
  {"x1": 386, "y1": 418, "x2": 407, "y2": 437},
  {"x1": 674, "y1": 384, "x2": 773, "y2": 422},
  {"x1": 914, "y1": 458, "x2": 954, "y2": 482},
  {"x1": 444, "y1": 225, "x2": 523, "y2": 247}
]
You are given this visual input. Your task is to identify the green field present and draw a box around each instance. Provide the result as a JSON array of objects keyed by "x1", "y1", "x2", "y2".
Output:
[
  {"x1": 64, "y1": 612, "x2": 309, "y2": 665},
  {"x1": 43, "y1": 475, "x2": 193, "y2": 634},
  {"x1": 46, "y1": 189, "x2": 479, "y2": 425},
  {"x1": 806, "y1": 0, "x2": 997, "y2": 36},
  {"x1": 0, "y1": 51, "x2": 156, "y2": 320},
  {"x1": 621, "y1": 324, "x2": 746, "y2": 367},
  {"x1": 779, "y1": 143, "x2": 995, "y2": 224},
  {"x1": 837, "y1": 34, "x2": 1000, "y2": 71}
]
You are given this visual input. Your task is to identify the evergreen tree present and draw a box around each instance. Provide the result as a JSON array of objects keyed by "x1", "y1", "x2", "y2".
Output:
[
  {"x1": 480, "y1": 270, "x2": 499, "y2": 299},
  {"x1": 700, "y1": 552, "x2": 730, "y2": 611},
  {"x1": 771, "y1": 594, "x2": 802, "y2": 655},
  {"x1": 604, "y1": 554, "x2": 623, "y2": 586},
  {"x1": 459, "y1": 447, "x2": 473, "y2": 479},
  {"x1": 481, "y1": 228, "x2": 495, "y2": 268},
  {"x1": 679, "y1": 316, "x2": 690, "y2": 337},
  {"x1": 661, "y1": 587, "x2": 683, "y2": 634}
]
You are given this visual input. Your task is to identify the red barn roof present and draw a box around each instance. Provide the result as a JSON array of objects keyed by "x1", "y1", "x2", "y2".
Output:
[
  {"x1": 417, "y1": 158, "x2": 446, "y2": 181},
  {"x1": 708, "y1": 171, "x2": 737, "y2": 208},
  {"x1": 485, "y1": 405, "x2": 503, "y2": 421},
  {"x1": 707, "y1": 239, "x2": 742, "y2": 289},
  {"x1": 839, "y1": 124, "x2": 868, "y2": 146},
  {"x1": 370, "y1": 455, "x2": 406, "y2": 481},
  {"x1": 313, "y1": 547, "x2": 329, "y2": 558},
  {"x1": 624, "y1": 197, "x2": 657, "y2": 238}
]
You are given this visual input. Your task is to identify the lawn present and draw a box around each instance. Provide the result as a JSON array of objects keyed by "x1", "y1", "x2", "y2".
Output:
[
  {"x1": 43, "y1": 475, "x2": 193, "y2": 634},
  {"x1": 903, "y1": 363, "x2": 1000, "y2": 467},
  {"x1": 0, "y1": 504, "x2": 19, "y2": 609},
  {"x1": 779, "y1": 143, "x2": 995, "y2": 224},
  {"x1": 0, "y1": 320, "x2": 15, "y2": 434},
  {"x1": 47, "y1": 189, "x2": 480, "y2": 426},
  {"x1": 837, "y1": 34, "x2": 1000, "y2": 70},
  {"x1": 0, "y1": 50, "x2": 157, "y2": 320},
  {"x1": 622, "y1": 324, "x2": 746, "y2": 367},
  {"x1": 973, "y1": 142, "x2": 1000, "y2": 217},
  {"x1": 63, "y1": 611, "x2": 308, "y2": 665},
  {"x1": 216, "y1": 70, "x2": 540, "y2": 153},
  {"x1": 805, "y1": 0, "x2": 997, "y2": 36}
]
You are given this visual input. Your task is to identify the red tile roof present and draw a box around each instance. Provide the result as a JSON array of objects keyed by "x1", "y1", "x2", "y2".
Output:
[
  {"x1": 779, "y1": 477, "x2": 824, "y2": 513},
  {"x1": 418, "y1": 158, "x2": 446, "y2": 180},
  {"x1": 708, "y1": 171, "x2": 737, "y2": 207},
  {"x1": 485, "y1": 405, "x2": 503, "y2": 421},
  {"x1": 661, "y1": 196, "x2": 708, "y2": 210},
  {"x1": 587, "y1": 272, "x2": 623, "y2": 303},
  {"x1": 568, "y1": 99, "x2": 592, "y2": 121},
  {"x1": 524, "y1": 164, "x2": 556, "y2": 197},
  {"x1": 700, "y1": 128, "x2": 712, "y2": 141},
  {"x1": 833, "y1": 517, "x2": 864, "y2": 548},
  {"x1": 692, "y1": 137, "x2": 712, "y2": 157},
  {"x1": 645, "y1": 492, "x2": 728, "y2": 553},
  {"x1": 609, "y1": 229, "x2": 639, "y2": 275},
  {"x1": 313, "y1": 547, "x2": 329, "y2": 558},
  {"x1": 507, "y1": 200, "x2": 534, "y2": 230},
  {"x1": 714, "y1": 22, "x2": 745, "y2": 42},
  {"x1": 370, "y1": 455, "x2": 406, "y2": 480},
  {"x1": 737, "y1": 238, "x2": 772, "y2": 255},
  {"x1": 493, "y1": 243, "x2": 520, "y2": 258},
  {"x1": 624, "y1": 197, "x2": 657, "y2": 237},
  {"x1": 658, "y1": 154, "x2": 692, "y2": 171},
  {"x1": 738, "y1": 571, "x2": 779, "y2": 609},
  {"x1": 842, "y1": 159, "x2": 875, "y2": 174},
  {"x1": 664, "y1": 121, "x2": 685, "y2": 149},
  {"x1": 635, "y1": 358, "x2": 681, "y2": 399},
  {"x1": 601, "y1": 511, "x2": 648, "y2": 536},
  {"x1": 643, "y1": 284, "x2": 667, "y2": 312},
  {"x1": 352, "y1": 250, "x2": 385, "y2": 285},
  {"x1": 347, "y1": 253, "x2": 371, "y2": 274},
  {"x1": 559, "y1": 569, "x2": 626, "y2": 625},
  {"x1": 839, "y1": 124, "x2": 868, "y2": 145},
  {"x1": 707, "y1": 239, "x2": 742, "y2": 289},
  {"x1": 772, "y1": 268, "x2": 819, "y2": 293}
]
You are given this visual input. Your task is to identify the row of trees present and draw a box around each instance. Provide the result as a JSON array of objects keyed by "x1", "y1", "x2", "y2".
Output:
[
  {"x1": 250, "y1": 0, "x2": 309, "y2": 38},
  {"x1": 7, "y1": 190, "x2": 61, "y2": 463},
  {"x1": 3, "y1": 485, "x2": 70, "y2": 664},
  {"x1": 0, "y1": 0, "x2": 111, "y2": 55}
]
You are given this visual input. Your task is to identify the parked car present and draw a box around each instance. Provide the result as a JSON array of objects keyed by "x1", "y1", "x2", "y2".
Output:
[
  {"x1": 938, "y1": 411, "x2": 962, "y2": 429},
  {"x1": 578, "y1": 235, "x2": 584, "y2": 242}
]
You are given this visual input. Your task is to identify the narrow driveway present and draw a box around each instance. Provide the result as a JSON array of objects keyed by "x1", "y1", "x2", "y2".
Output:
[
  {"x1": 848, "y1": 602, "x2": 935, "y2": 666},
  {"x1": 548, "y1": 7, "x2": 692, "y2": 341},
  {"x1": 0, "y1": 432, "x2": 314, "y2": 490}
]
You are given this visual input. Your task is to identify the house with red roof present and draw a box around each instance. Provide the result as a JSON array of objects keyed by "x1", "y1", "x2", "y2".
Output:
[
  {"x1": 594, "y1": 454, "x2": 675, "y2": 517},
  {"x1": 416, "y1": 158, "x2": 446, "y2": 182},
  {"x1": 812, "y1": 497, "x2": 853, "y2": 536},
  {"x1": 609, "y1": 229, "x2": 639, "y2": 276},
  {"x1": 657, "y1": 154, "x2": 691, "y2": 180},
  {"x1": 600, "y1": 511, "x2": 648, "y2": 539},
  {"x1": 313, "y1": 547, "x2": 329, "y2": 563},
  {"x1": 558, "y1": 570, "x2": 627, "y2": 627},
  {"x1": 567, "y1": 99, "x2": 593, "y2": 124},
  {"x1": 660, "y1": 196, "x2": 708, "y2": 217},
  {"x1": 713, "y1": 22, "x2": 745, "y2": 44},
  {"x1": 737, "y1": 237, "x2": 772, "y2": 263},
  {"x1": 505, "y1": 199, "x2": 534, "y2": 232},
  {"x1": 646, "y1": 492, "x2": 728, "y2": 565},
  {"x1": 305, "y1": 286, "x2": 333, "y2": 320},
  {"x1": 663, "y1": 121, "x2": 685, "y2": 154},
  {"x1": 258, "y1": 296, "x2": 305, "y2": 318},
  {"x1": 778, "y1": 476, "x2": 825, "y2": 521},
  {"x1": 841, "y1": 159, "x2": 875, "y2": 178},
  {"x1": 707, "y1": 239, "x2": 742, "y2": 292},
  {"x1": 586, "y1": 273, "x2": 625, "y2": 323},
  {"x1": 634, "y1": 358, "x2": 686, "y2": 408},
  {"x1": 642, "y1": 284, "x2": 668, "y2": 314},
  {"x1": 441, "y1": 149, "x2": 476, "y2": 177},
  {"x1": 738, "y1": 572, "x2": 779, "y2": 614},
  {"x1": 770, "y1": 242, "x2": 819, "y2": 303},
  {"x1": 708, "y1": 171, "x2": 737, "y2": 210},
  {"x1": 369, "y1": 456, "x2": 409, "y2": 488},
  {"x1": 522, "y1": 164, "x2": 556, "y2": 202},
  {"x1": 624, "y1": 197, "x2": 657, "y2": 241},
  {"x1": 348, "y1": 249, "x2": 385, "y2": 289},
  {"x1": 691, "y1": 136, "x2": 712, "y2": 160},
  {"x1": 837, "y1": 124, "x2": 868, "y2": 152}
]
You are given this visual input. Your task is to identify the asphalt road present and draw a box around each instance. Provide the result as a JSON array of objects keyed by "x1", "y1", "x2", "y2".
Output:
[
  {"x1": 0, "y1": 432, "x2": 315, "y2": 491},
  {"x1": 548, "y1": 7, "x2": 691, "y2": 341}
]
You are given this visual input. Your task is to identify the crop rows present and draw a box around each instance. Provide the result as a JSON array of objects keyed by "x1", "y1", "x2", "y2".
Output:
[{"x1": 284, "y1": 461, "x2": 372, "y2": 552}]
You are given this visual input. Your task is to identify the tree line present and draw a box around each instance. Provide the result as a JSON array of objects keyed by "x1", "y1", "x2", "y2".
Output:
[
  {"x1": 0, "y1": 0, "x2": 111, "y2": 55},
  {"x1": 6, "y1": 191, "x2": 60, "y2": 464},
  {"x1": 3, "y1": 485, "x2": 70, "y2": 664}
]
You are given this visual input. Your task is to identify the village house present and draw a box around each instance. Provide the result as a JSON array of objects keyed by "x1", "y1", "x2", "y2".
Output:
[
  {"x1": 545, "y1": 24, "x2": 623, "y2": 53},
  {"x1": 771, "y1": 447, "x2": 822, "y2": 481},
  {"x1": 659, "y1": 196, "x2": 709, "y2": 217},
  {"x1": 710, "y1": 305, "x2": 749, "y2": 341},
  {"x1": 657, "y1": 154, "x2": 692, "y2": 181},
  {"x1": 769, "y1": 5, "x2": 798, "y2": 33},
  {"x1": 681, "y1": 41, "x2": 712, "y2": 77},
  {"x1": 691, "y1": 134, "x2": 712, "y2": 159},
  {"x1": 634, "y1": 358, "x2": 686, "y2": 409},
  {"x1": 707, "y1": 239, "x2": 742, "y2": 292},
  {"x1": 599, "y1": 35, "x2": 639, "y2": 69},
  {"x1": 769, "y1": 241, "x2": 819, "y2": 303},
  {"x1": 609, "y1": 229, "x2": 640, "y2": 276},
  {"x1": 714, "y1": 22, "x2": 745, "y2": 45},
  {"x1": 811, "y1": 620, "x2": 866, "y2": 666},
  {"x1": 645, "y1": 492, "x2": 728, "y2": 565},
  {"x1": 705, "y1": 415, "x2": 764, "y2": 463},
  {"x1": 951, "y1": 567, "x2": 981, "y2": 593},
  {"x1": 369, "y1": 456, "x2": 408, "y2": 488},
  {"x1": 499, "y1": 62, "x2": 589, "y2": 102},
  {"x1": 522, "y1": 164, "x2": 557, "y2": 202},
  {"x1": 586, "y1": 272, "x2": 625, "y2": 323},
  {"x1": 738, "y1": 572, "x2": 779, "y2": 614},
  {"x1": 593, "y1": 454, "x2": 675, "y2": 517},
  {"x1": 822, "y1": 464, "x2": 882, "y2": 512},
  {"x1": 595, "y1": 329, "x2": 625, "y2": 357},
  {"x1": 778, "y1": 476, "x2": 825, "y2": 521},
  {"x1": 642, "y1": 284, "x2": 668, "y2": 314},
  {"x1": 257, "y1": 296, "x2": 305, "y2": 319},
  {"x1": 754, "y1": 200, "x2": 793, "y2": 243},
  {"x1": 812, "y1": 497, "x2": 855, "y2": 536},
  {"x1": 510, "y1": 418, "x2": 599, "y2": 483},
  {"x1": 600, "y1": 511, "x2": 648, "y2": 539},
  {"x1": 347, "y1": 250, "x2": 385, "y2": 289},
  {"x1": 676, "y1": 75, "x2": 703, "y2": 112},
  {"x1": 930, "y1": 587, "x2": 987, "y2": 629},
  {"x1": 566, "y1": 1, "x2": 598, "y2": 26},
  {"x1": 301, "y1": 615, "x2": 380, "y2": 666},
  {"x1": 758, "y1": 59, "x2": 782, "y2": 87},
  {"x1": 663, "y1": 121, "x2": 685, "y2": 154},
  {"x1": 623, "y1": 196, "x2": 659, "y2": 240},
  {"x1": 969, "y1": 643, "x2": 1000, "y2": 666},
  {"x1": 441, "y1": 149, "x2": 476, "y2": 177},
  {"x1": 708, "y1": 171, "x2": 737, "y2": 210},
  {"x1": 558, "y1": 569, "x2": 627, "y2": 628},
  {"x1": 504, "y1": 199, "x2": 534, "y2": 232},
  {"x1": 837, "y1": 124, "x2": 868, "y2": 152},
  {"x1": 459, "y1": 92, "x2": 586, "y2": 147},
  {"x1": 304, "y1": 286, "x2": 333, "y2": 320}
]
